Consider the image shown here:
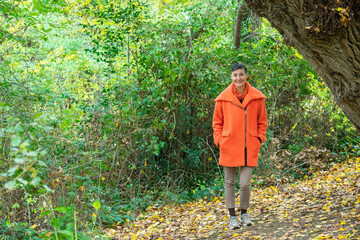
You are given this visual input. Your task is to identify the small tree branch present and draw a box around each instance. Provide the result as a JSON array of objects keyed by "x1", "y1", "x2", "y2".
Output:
[{"x1": 191, "y1": 22, "x2": 206, "y2": 41}]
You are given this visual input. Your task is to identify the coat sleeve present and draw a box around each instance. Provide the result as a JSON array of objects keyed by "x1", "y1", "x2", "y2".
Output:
[
  {"x1": 257, "y1": 99, "x2": 267, "y2": 143},
  {"x1": 212, "y1": 101, "x2": 224, "y2": 147}
]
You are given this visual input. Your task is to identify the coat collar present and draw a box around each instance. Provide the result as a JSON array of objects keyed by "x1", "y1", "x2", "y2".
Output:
[{"x1": 215, "y1": 82, "x2": 266, "y2": 107}]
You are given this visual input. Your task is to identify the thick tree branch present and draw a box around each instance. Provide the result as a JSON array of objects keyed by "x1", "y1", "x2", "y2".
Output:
[
  {"x1": 233, "y1": 2, "x2": 246, "y2": 49},
  {"x1": 245, "y1": 0, "x2": 360, "y2": 132}
]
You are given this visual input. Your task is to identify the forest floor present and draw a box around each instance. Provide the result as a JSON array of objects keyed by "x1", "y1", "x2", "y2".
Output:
[{"x1": 104, "y1": 158, "x2": 360, "y2": 240}]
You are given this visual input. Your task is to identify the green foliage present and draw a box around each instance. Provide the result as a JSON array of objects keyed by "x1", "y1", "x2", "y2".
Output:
[{"x1": 82, "y1": 0, "x2": 148, "y2": 64}]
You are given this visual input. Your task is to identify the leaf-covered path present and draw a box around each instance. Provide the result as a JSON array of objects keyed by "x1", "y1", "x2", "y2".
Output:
[{"x1": 105, "y1": 158, "x2": 360, "y2": 239}]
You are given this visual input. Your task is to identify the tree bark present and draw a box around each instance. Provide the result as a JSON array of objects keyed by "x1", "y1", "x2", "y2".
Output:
[
  {"x1": 233, "y1": 1, "x2": 246, "y2": 49},
  {"x1": 244, "y1": 0, "x2": 360, "y2": 132}
]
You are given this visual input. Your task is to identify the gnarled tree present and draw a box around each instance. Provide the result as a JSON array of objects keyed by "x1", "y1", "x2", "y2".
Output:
[
  {"x1": 233, "y1": 1, "x2": 246, "y2": 49},
  {"x1": 244, "y1": 0, "x2": 360, "y2": 132}
]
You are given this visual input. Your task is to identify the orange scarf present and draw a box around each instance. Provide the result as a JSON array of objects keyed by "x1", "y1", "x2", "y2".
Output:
[{"x1": 232, "y1": 82, "x2": 248, "y2": 101}]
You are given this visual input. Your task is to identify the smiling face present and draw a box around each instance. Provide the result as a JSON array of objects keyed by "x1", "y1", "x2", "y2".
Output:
[{"x1": 231, "y1": 68, "x2": 248, "y2": 92}]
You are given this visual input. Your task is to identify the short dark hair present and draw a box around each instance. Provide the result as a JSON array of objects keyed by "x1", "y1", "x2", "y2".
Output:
[{"x1": 231, "y1": 63, "x2": 247, "y2": 74}]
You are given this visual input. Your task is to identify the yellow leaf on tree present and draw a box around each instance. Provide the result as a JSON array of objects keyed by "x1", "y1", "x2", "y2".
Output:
[{"x1": 295, "y1": 51, "x2": 303, "y2": 59}]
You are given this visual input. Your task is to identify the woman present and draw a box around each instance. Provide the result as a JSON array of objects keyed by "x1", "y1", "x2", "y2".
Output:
[{"x1": 212, "y1": 63, "x2": 267, "y2": 230}]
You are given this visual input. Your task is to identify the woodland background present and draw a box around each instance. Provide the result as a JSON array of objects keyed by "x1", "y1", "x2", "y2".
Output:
[{"x1": 0, "y1": 0, "x2": 359, "y2": 239}]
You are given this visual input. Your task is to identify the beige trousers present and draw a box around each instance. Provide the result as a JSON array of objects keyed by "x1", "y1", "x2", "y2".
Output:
[{"x1": 224, "y1": 166, "x2": 254, "y2": 209}]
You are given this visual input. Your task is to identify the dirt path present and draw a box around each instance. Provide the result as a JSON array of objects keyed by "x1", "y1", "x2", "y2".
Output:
[
  {"x1": 202, "y1": 205, "x2": 359, "y2": 239},
  {"x1": 105, "y1": 158, "x2": 360, "y2": 239}
]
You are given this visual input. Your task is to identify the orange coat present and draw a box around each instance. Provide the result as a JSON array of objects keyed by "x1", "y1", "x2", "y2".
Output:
[{"x1": 213, "y1": 82, "x2": 267, "y2": 167}]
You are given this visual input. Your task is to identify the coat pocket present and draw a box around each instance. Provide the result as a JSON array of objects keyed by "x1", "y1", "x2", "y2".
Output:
[
  {"x1": 249, "y1": 130, "x2": 260, "y2": 146},
  {"x1": 249, "y1": 129, "x2": 258, "y2": 137},
  {"x1": 220, "y1": 130, "x2": 231, "y2": 149},
  {"x1": 222, "y1": 130, "x2": 231, "y2": 137}
]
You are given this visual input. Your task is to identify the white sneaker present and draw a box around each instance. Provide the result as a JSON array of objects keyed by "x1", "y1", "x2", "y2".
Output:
[
  {"x1": 240, "y1": 213, "x2": 253, "y2": 226},
  {"x1": 229, "y1": 216, "x2": 240, "y2": 230}
]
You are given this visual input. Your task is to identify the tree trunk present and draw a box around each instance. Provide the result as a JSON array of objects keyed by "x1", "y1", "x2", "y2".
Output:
[
  {"x1": 233, "y1": 1, "x2": 246, "y2": 49},
  {"x1": 244, "y1": 0, "x2": 360, "y2": 132}
]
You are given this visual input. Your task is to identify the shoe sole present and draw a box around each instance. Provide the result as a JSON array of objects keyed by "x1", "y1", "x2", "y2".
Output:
[
  {"x1": 230, "y1": 226, "x2": 240, "y2": 230},
  {"x1": 242, "y1": 222, "x2": 253, "y2": 226}
]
